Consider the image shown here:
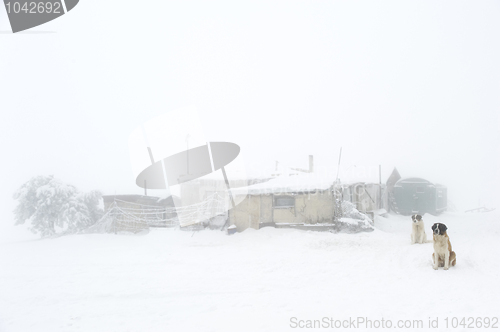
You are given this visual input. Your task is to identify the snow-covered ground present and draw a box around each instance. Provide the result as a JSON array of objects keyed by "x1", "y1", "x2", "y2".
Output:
[{"x1": 1, "y1": 211, "x2": 499, "y2": 332}]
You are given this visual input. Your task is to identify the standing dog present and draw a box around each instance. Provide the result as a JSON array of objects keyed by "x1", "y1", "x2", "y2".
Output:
[
  {"x1": 431, "y1": 223, "x2": 457, "y2": 270},
  {"x1": 411, "y1": 214, "x2": 427, "y2": 244}
]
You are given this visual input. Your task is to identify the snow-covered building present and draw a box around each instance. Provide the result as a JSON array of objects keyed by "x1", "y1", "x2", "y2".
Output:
[
  {"x1": 226, "y1": 159, "x2": 391, "y2": 232},
  {"x1": 174, "y1": 158, "x2": 388, "y2": 232},
  {"x1": 383, "y1": 168, "x2": 448, "y2": 216},
  {"x1": 391, "y1": 178, "x2": 447, "y2": 215},
  {"x1": 333, "y1": 165, "x2": 387, "y2": 218},
  {"x1": 339, "y1": 182, "x2": 385, "y2": 214},
  {"x1": 229, "y1": 174, "x2": 337, "y2": 231},
  {"x1": 102, "y1": 194, "x2": 174, "y2": 211}
]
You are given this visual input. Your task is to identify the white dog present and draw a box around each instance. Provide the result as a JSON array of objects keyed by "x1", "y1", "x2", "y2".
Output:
[{"x1": 410, "y1": 214, "x2": 427, "y2": 244}]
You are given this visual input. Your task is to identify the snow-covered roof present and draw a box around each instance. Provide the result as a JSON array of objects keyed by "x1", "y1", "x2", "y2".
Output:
[
  {"x1": 102, "y1": 194, "x2": 162, "y2": 204},
  {"x1": 336, "y1": 165, "x2": 381, "y2": 184},
  {"x1": 231, "y1": 163, "x2": 387, "y2": 196},
  {"x1": 232, "y1": 173, "x2": 334, "y2": 195},
  {"x1": 395, "y1": 177, "x2": 446, "y2": 187}
]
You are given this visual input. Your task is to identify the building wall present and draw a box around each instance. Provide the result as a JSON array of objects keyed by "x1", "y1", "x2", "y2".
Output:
[
  {"x1": 260, "y1": 195, "x2": 273, "y2": 223},
  {"x1": 392, "y1": 179, "x2": 447, "y2": 215},
  {"x1": 435, "y1": 186, "x2": 447, "y2": 213},
  {"x1": 229, "y1": 195, "x2": 261, "y2": 231},
  {"x1": 342, "y1": 183, "x2": 384, "y2": 212},
  {"x1": 180, "y1": 179, "x2": 227, "y2": 206},
  {"x1": 274, "y1": 191, "x2": 334, "y2": 224},
  {"x1": 180, "y1": 178, "x2": 249, "y2": 207},
  {"x1": 229, "y1": 190, "x2": 335, "y2": 231}
]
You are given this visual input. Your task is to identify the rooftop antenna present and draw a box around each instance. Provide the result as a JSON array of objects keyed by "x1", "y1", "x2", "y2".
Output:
[{"x1": 335, "y1": 147, "x2": 342, "y2": 184}]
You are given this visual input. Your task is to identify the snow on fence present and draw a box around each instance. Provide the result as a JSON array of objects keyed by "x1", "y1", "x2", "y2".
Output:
[{"x1": 88, "y1": 193, "x2": 229, "y2": 234}]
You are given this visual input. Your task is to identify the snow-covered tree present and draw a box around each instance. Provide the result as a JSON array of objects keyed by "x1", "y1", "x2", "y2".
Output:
[
  {"x1": 61, "y1": 190, "x2": 103, "y2": 233},
  {"x1": 13, "y1": 175, "x2": 103, "y2": 237}
]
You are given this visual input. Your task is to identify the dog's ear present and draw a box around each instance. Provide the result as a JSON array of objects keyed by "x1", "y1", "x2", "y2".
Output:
[
  {"x1": 440, "y1": 224, "x2": 448, "y2": 233},
  {"x1": 431, "y1": 223, "x2": 437, "y2": 231},
  {"x1": 411, "y1": 215, "x2": 416, "y2": 221},
  {"x1": 416, "y1": 215, "x2": 422, "y2": 221}
]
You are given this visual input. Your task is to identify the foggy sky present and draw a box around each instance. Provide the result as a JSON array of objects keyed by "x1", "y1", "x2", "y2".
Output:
[{"x1": 1, "y1": 0, "x2": 499, "y2": 223}]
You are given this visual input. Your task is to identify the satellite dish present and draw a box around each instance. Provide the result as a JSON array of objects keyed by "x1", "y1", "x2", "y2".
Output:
[
  {"x1": 136, "y1": 142, "x2": 240, "y2": 188},
  {"x1": 128, "y1": 108, "x2": 248, "y2": 227}
]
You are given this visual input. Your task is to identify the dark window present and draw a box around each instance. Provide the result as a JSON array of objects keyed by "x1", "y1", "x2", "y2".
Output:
[{"x1": 274, "y1": 196, "x2": 295, "y2": 208}]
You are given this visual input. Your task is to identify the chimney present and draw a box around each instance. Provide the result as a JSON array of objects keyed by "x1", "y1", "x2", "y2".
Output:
[{"x1": 309, "y1": 155, "x2": 314, "y2": 173}]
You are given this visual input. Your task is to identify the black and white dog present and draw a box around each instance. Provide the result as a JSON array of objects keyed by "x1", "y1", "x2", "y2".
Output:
[
  {"x1": 411, "y1": 214, "x2": 427, "y2": 244},
  {"x1": 431, "y1": 223, "x2": 457, "y2": 270}
]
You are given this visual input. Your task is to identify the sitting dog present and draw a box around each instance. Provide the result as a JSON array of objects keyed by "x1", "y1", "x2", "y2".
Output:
[
  {"x1": 431, "y1": 223, "x2": 457, "y2": 270},
  {"x1": 411, "y1": 214, "x2": 427, "y2": 244}
]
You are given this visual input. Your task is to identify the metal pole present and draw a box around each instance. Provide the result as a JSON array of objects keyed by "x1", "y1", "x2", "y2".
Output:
[
  {"x1": 379, "y1": 165, "x2": 382, "y2": 209},
  {"x1": 335, "y1": 147, "x2": 342, "y2": 183}
]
